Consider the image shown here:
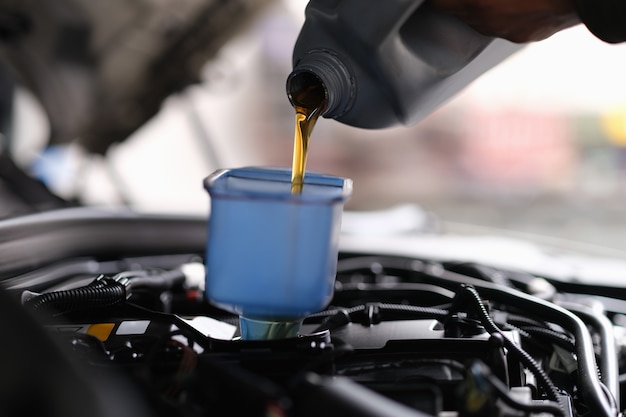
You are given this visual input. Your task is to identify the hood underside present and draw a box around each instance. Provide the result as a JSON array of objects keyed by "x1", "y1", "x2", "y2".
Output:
[{"x1": 0, "y1": 0, "x2": 272, "y2": 154}]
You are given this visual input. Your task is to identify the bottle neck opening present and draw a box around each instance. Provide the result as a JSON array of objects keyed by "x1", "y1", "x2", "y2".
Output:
[
  {"x1": 287, "y1": 71, "x2": 327, "y2": 111},
  {"x1": 287, "y1": 51, "x2": 354, "y2": 119}
]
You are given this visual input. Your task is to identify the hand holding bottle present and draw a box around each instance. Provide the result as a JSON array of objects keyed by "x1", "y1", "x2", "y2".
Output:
[
  {"x1": 427, "y1": 0, "x2": 581, "y2": 43},
  {"x1": 428, "y1": 0, "x2": 626, "y2": 43}
]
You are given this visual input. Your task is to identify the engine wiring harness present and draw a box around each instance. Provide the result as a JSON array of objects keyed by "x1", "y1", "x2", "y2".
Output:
[{"x1": 4, "y1": 252, "x2": 626, "y2": 417}]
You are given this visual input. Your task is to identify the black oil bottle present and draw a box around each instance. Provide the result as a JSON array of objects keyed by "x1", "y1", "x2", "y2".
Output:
[{"x1": 286, "y1": 0, "x2": 523, "y2": 129}]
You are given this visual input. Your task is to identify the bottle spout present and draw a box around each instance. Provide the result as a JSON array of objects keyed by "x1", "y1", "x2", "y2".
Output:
[
  {"x1": 287, "y1": 70, "x2": 326, "y2": 110},
  {"x1": 286, "y1": 51, "x2": 354, "y2": 119}
]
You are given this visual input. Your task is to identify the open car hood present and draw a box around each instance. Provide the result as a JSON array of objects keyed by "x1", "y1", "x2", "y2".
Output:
[{"x1": 0, "y1": 0, "x2": 272, "y2": 154}]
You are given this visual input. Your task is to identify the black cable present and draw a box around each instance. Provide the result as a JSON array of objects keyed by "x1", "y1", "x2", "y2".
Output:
[
  {"x1": 307, "y1": 303, "x2": 449, "y2": 332},
  {"x1": 337, "y1": 256, "x2": 616, "y2": 416},
  {"x1": 378, "y1": 303, "x2": 449, "y2": 317},
  {"x1": 513, "y1": 325, "x2": 576, "y2": 352},
  {"x1": 22, "y1": 266, "x2": 191, "y2": 316},
  {"x1": 499, "y1": 323, "x2": 575, "y2": 362},
  {"x1": 412, "y1": 262, "x2": 616, "y2": 417},
  {"x1": 306, "y1": 305, "x2": 366, "y2": 320},
  {"x1": 23, "y1": 275, "x2": 127, "y2": 314},
  {"x1": 461, "y1": 285, "x2": 562, "y2": 404},
  {"x1": 311, "y1": 309, "x2": 353, "y2": 333},
  {"x1": 309, "y1": 303, "x2": 449, "y2": 320}
]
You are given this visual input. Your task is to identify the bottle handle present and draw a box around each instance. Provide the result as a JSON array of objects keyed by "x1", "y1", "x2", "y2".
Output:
[{"x1": 311, "y1": 0, "x2": 427, "y2": 46}]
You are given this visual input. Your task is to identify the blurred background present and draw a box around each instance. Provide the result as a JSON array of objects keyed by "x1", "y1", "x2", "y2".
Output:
[{"x1": 6, "y1": 0, "x2": 626, "y2": 252}]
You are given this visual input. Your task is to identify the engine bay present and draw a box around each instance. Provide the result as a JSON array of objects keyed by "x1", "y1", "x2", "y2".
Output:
[
  {"x1": 1, "y1": 208, "x2": 624, "y2": 417},
  {"x1": 2, "y1": 2, "x2": 626, "y2": 417}
]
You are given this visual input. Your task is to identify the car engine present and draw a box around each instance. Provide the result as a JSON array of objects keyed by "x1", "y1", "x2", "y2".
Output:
[{"x1": 1, "y1": 207, "x2": 624, "y2": 417}]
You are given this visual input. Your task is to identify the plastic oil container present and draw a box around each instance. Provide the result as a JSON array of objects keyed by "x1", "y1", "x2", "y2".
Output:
[{"x1": 287, "y1": 0, "x2": 523, "y2": 129}]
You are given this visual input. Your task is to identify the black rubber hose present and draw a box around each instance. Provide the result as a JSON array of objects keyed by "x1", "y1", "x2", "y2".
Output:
[
  {"x1": 337, "y1": 257, "x2": 615, "y2": 416},
  {"x1": 557, "y1": 301, "x2": 619, "y2": 410},
  {"x1": 24, "y1": 276, "x2": 126, "y2": 315},
  {"x1": 414, "y1": 264, "x2": 616, "y2": 417}
]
